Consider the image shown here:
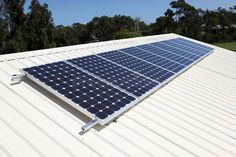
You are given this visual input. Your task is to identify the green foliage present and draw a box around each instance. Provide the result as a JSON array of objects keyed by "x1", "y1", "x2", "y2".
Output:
[
  {"x1": 112, "y1": 29, "x2": 141, "y2": 39},
  {"x1": 53, "y1": 23, "x2": 90, "y2": 47},
  {"x1": 87, "y1": 16, "x2": 114, "y2": 41},
  {"x1": 150, "y1": 0, "x2": 236, "y2": 43},
  {"x1": 0, "y1": 0, "x2": 55, "y2": 53},
  {"x1": 86, "y1": 15, "x2": 142, "y2": 41},
  {"x1": 26, "y1": 0, "x2": 55, "y2": 50},
  {"x1": 0, "y1": 0, "x2": 27, "y2": 54},
  {"x1": 0, "y1": 0, "x2": 236, "y2": 54},
  {"x1": 112, "y1": 15, "x2": 135, "y2": 32}
]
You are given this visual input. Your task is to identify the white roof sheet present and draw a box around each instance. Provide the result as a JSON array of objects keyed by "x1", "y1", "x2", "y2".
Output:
[{"x1": 0, "y1": 33, "x2": 236, "y2": 157}]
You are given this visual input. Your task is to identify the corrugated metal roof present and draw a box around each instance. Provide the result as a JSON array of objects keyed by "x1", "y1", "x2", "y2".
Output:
[{"x1": 0, "y1": 33, "x2": 236, "y2": 157}]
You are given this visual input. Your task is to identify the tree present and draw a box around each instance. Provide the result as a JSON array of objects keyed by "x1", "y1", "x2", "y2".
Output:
[
  {"x1": 53, "y1": 23, "x2": 90, "y2": 47},
  {"x1": 2, "y1": 0, "x2": 27, "y2": 53},
  {"x1": 150, "y1": 9, "x2": 176, "y2": 34},
  {"x1": 53, "y1": 25, "x2": 73, "y2": 47},
  {"x1": 0, "y1": 0, "x2": 8, "y2": 54},
  {"x1": 71, "y1": 22, "x2": 90, "y2": 44},
  {"x1": 170, "y1": 0, "x2": 203, "y2": 37},
  {"x1": 112, "y1": 29, "x2": 141, "y2": 39},
  {"x1": 26, "y1": 0, "x2": 55, "y2": 50},
  {"x1": 87, "y1": 16, "x2": 114, "y2": 41},
  {"x1": 112, "y1": 15, "x2": 135, "y2": 32},
  {"x1": 1, "y1": 0, "x2": 236, "y2": 54}
]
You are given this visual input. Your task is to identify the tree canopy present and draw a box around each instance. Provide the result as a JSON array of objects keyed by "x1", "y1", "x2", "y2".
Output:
[
  {"x1": 0, "y1": 0, "x2": 236, "y2": 54},
  {"x1": 150, "y1": 0, "x2": 236, "y2": 42}
]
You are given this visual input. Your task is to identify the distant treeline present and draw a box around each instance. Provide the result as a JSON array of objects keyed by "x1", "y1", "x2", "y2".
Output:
[{"x1": 0, "y1": 0, "x2": 236, "y2": 54}]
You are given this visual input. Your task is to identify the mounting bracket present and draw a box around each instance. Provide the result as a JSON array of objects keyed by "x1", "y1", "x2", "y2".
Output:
[
  {"x1": 11, "y1": 74, "x2": 25, "y2": 84},
  {"x1": 80, "y1": 118, "x2": 98, "y2": 134}
]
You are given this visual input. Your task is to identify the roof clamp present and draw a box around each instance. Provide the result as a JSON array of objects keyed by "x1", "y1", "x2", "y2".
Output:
[
  {"x1": 80, "y1": 118, "x2": 98, "y2": 134},
  {"x1": 11, "y1": 74, "x2": 25, "y2": 84}
]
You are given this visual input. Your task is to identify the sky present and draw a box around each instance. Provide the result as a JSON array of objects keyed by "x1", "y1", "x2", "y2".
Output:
[{"x1": 24, "y1": 0, "x2": 236, "y2": 26}]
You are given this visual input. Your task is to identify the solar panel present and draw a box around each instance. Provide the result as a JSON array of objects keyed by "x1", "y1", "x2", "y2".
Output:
[
  {"x1": 23, "y1": 61, "x2": 136, "y2": 124},
  {"x1": 175, "y1": 38, "x2": 214, "y2": 52},
  {"x1": 137, "y1": 45, "x2": 193, "y2": 66},
  {"x1": 120, "y1": 47, "x2": 185, "y2": 73},
  {"x1": 68, "y1": 55, "x2": 159, "y2": 97},
  {"x1": 19, "y1": 37, "x2": 214, "y2": 132},
  {"x1": 98, "y1": 51, "x2": 174, "y2": 83},
  {"x1": 150, "y1": 42, "x2": 201, "y2": 60},
  {"x1": 162, "y1": 40, "x2": 207, "y2": 56}
]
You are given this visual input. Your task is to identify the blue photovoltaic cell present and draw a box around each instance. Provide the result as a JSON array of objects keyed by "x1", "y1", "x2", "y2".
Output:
[
  {"x1": 178, "y1": 38, "x2": 214, "y2": 51},
  {"x1": 162, "y1": 40, "x2": 207, "y2": 56},
  {"x1": 170, "y1": 38, "x2": 207, "y2": 51},
  {"x1": 150, "y1": 42, "x2": 200, "y2": 60},
  {"x1": 137, "y1": 45, "x2": 194, "y2": 66},
  {"x1": 171, "y1": 38, "x2": 214, "y2": 52},
  {"x1": 68, "y1": 55, "x2": 158, "y2": 97},
  {"x1": 98, "y1": 50, "x2": 174, "y2": 83},
  {"x1": 23, "y1": 61, "x2": 136, "y2": 120},
  {"x1": 22, "y1": 37, "x2": 214, "y2": 126},
  {"x1": 120, "y1": 47, "x2": 185, "y2": 73}
]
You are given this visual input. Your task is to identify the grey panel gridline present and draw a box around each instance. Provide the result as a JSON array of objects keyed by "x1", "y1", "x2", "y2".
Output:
[{"x1": 21, "y1": 37, "x2": 214, "y2": 126}]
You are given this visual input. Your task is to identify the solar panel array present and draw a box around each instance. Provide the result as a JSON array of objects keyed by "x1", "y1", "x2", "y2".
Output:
[{"x1": 22, "y1": 38, "x2": 214, "y2": 125}]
